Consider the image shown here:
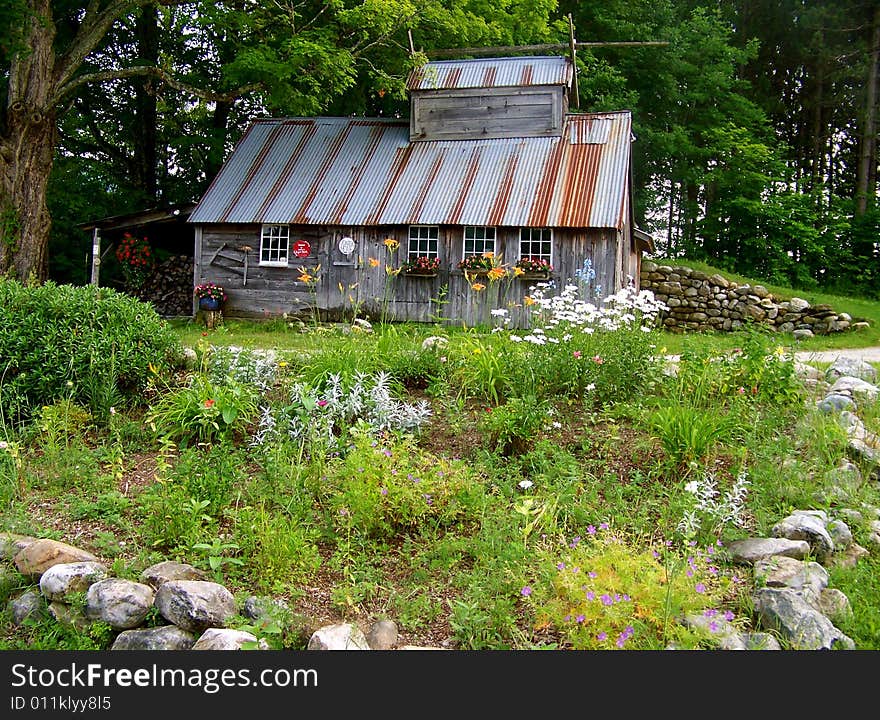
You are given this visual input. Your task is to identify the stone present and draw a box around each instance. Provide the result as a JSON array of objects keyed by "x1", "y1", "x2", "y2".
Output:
[
  {"x1": 724, "y1": 537, "x2": 811, "y2": 565},
  {"x1": 242, "y1": 595, "x2": 290, "y2": 621},
  {"x1": 753, "y1": 556, "x2": 828, "y2": 608},
  {"x1": 366, "y1": 619, "x2": 399, "y2": 650},
  {"x1": 48, "y1": 601, "x2": 92, "y2": 631},
  {"x1": 9, "y1": 590, "x2": 46, "y2": 625},
  {"x1": 154, "y1": 580, "x2": 237, "y2": 633},
  {"x1": 111, "y1": 625, "x2": 196, "y2": 650},
  {"x1": 14, "y1": 539, "x2": 99, "y2": 577},
  {"x1": 788, "y1": 298, "x2": 811, "y2": 312},
  {"x1": 307, "y1": 623, "x2": 371, "y2": 650},
  {"x1": 84, "y1": 578, "x2": 155, "y2": 630},
  {"x1": 742, "y1": 633, "x2": 782, "y2": 650},
  {"x1": 39, "y1": 562, "x2": 108, "y2": 602},
  {"x1": 752, "y1": 587, "x2": 855, "y2": 650},
  {"x1": 817, "y1": 394, "x2": 855, "y2": 413},
  {"x1": 830, "y1": 376, "x2": 879, "y2": 402},
  {"x1": 139, "y1": 560, "x2": 207, "y2": 589},
  {"x1": 192, "y1": 628, "x2": 268, "y2": 650},
  {"x1": 0, "y1": 532, "x2": 36, "y2": 560},
  {"x1": 793, "y1": 329, "x2": 814, "y2": 340},
  {"x1": 772, "y1": 512, "x2": 835, "y2": 561},
  {"x1": 818, "y1": 588, "x2": 852, "y2": 623},
  {"x1": 826, "y1": 519, "x2": 853, "y2": 552}
]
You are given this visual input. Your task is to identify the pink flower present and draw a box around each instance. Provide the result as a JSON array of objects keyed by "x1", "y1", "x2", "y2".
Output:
[
  {"x1": 317, "y1": 399, "x2": 328, "y2": 407},
  {"x1": 592, "y1": 355, "x2": 604, "y2": 364},
  {"x1": 573, "y1": 351, "x2": 582, "y2": 359}
]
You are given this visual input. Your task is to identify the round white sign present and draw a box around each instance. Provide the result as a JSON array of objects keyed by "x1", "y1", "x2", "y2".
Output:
[{"x1": 339, "y1": 236, "x2": 355, "y2": 255}]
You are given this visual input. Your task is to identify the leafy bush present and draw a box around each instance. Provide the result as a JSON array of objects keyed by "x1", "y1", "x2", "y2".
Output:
[
  {"x1": 521, "y1": 530, "x2": 738, "y2": 650},
  {"x1": 0, "y1": 278, "x2": 182, "y2": 425},
  {"x1": 147, "y1": 375, "x2": 259, "y2": 447},
  {"x1": 480, "y1": 395, "x2": 552, "y2": 456},
  {"x1": 323, "y1": 436, "x2": 486, "y2": 540}
]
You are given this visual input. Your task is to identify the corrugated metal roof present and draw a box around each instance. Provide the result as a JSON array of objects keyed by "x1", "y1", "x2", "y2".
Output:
[
  {"x1": 406, "y1": 55, "x2": 572, "y2": 91},
  {"x1": 189, "y1": 111, "x2": 631, "y2": 229}
]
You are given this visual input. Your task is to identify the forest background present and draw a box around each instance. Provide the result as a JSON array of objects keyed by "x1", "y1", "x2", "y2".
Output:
[{"x1": 1, "y1": 0, "x2": 878, "y2": 297}]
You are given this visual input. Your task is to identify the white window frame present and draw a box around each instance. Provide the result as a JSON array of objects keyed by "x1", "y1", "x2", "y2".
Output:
[
  {"x1": 519, "y1": 228, "x2": 553, "y2": 265},
  {"x1": 408, "y1": 225, "x2": 439, "y2": 258},
  {"x1": 462, "y1": 226, "x2": 496, "y2": 257},
  {"x1": 260, "y1": 224, "x2": 290, "y2": 267}
]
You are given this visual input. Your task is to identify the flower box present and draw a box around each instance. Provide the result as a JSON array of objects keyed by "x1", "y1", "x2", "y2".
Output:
[
  {"x1": 514, "y1": 258, "x2": 553, "y2": 278},
  {"x1": 517, "y1": 271, "x2": 550, "y2": 280},
  {"x1": 401, "y1": 256, "x2": 441, "y2": 276},
  {"x1": 404, "y1": 270, "x2": 438, "y2": 278}
]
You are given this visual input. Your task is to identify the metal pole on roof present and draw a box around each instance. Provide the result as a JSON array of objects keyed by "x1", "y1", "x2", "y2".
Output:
[{"x1": 568, "y1": 14, "x2": 580, "y2": 110}]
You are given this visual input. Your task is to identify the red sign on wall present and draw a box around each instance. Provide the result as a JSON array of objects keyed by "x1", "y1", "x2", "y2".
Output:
[{"x1": 292, "y1": 240, "x2": 311, "y2": 258}]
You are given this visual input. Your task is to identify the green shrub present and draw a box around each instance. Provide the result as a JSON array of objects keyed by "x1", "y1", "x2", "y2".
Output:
[
  {"x1": 323, "y1": 435, "x2": 487, "y2": 540},
  {"x1": 147, "y1": 375, "x2": 259, "y2": 447},
  {"x1": 0, "y1": 278, "x2": 182, "y2": 425},
  {"x1": 480, "y1": 395, "x2": 552, "y2": 456}
]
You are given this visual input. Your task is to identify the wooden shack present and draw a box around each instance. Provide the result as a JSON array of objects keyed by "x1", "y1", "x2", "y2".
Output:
[{"x1": 188, "y1": 55, "x2": 648, "y2": 327}]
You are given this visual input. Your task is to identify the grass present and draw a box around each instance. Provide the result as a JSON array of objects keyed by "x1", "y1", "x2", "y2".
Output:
[{"x1": 2, "y1": 262, "x2": 880, "y2": 651}]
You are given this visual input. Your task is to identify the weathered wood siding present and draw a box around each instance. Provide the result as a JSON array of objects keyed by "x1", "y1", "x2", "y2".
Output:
[
  {"x1": 410, "y1": 86, "x2": 565, "y2": 142},
  {"x1": 194, "y1": 224, "x2": 636, "y2": 328}
]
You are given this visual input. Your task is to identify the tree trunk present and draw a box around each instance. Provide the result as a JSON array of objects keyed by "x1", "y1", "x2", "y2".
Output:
[
  {"x1": 133, "y1": 5, "x2": 160, "y2": 202},
  {"x1": 0, "y1": 0, "x2": 55, "y2": 283},
  {"x1": 856, "y1": 3, "x2": 880, "y2": 216}
]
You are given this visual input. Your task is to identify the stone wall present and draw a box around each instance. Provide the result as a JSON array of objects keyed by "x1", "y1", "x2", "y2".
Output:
[{"x1": 640, "y1": 261, "x2": 868, "y2": 337}]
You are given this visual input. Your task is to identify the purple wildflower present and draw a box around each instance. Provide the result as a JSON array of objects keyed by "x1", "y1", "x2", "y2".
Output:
[
  {"x1": 600, "y1": 594, "x2": 613, "y2": 606},
  {"x1": 597, "y1": 632, "x2": 607, "y2": 641},
  {"x1": 587, "y1": 525, "x2": 597, "y2": 535},
  {"x1": 695, "y1": 582, "x2": 706, "y2": 594},
  {"x1": 520, "y1": 586, "x2": 532, "y2": 597}
]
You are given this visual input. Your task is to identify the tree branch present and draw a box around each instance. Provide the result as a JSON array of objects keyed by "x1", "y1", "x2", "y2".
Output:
[{"x1": 55, "y1": 64, "x2": 263, "y2": 105}]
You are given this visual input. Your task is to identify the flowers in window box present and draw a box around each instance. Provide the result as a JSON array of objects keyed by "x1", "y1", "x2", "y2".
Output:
[
  {"x1": 402, "y1": 256, "x2": 441, "y2": 274},
  {"x1": 194, "y1": 282, "x2": 227, "y2": 302},
  {"x1": 515, "y1": 257, "x2": 553, "y2": 275},
  {"x1": 457, "y1": 253, "x2": 495, "y2": 273},
  {"x1": 115, "y1": 232, "x2": 155, "y2": 289}
]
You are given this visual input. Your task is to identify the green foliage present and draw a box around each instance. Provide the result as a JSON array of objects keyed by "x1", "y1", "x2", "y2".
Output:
[
  {"x1": 323, "y1": 436, "x2": 486, "y2": 541},
  {"x1": 521, "y1": 531, "x2": 737, "y2": 650},
  {"x1": 480, "y1": 395, "x2": 552, "y2": 456},
  {"x1": 0, "y1": 278, "x2": 182, "y2": 426},
  {"x1": 647, "y1": 404, "x2": 737, "y2": 469},
  {"x1": 147, "y1": 375, "x2": 259, "y2": 447},
  {"x1": 231, "y1": 504, "x2": 322, "y2": 593}
]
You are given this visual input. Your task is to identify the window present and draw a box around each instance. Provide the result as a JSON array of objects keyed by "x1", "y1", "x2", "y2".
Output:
[
  {"x1": 408, "y1": 225, "x2": 439, "y2": 258},
  {"x1": 463, "y1": 226, "x2": 496, "y2": 257},
  {"x1": 519, "y1": 228, "x2": 552, "y2": 264},
  {"x1": 260, "y1": 225, "x2": 289, "y2": 266}
]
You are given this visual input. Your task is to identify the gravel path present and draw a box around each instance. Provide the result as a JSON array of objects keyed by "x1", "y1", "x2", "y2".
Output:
[{"x1": 793, "y1": 347, "x2": 880, "y2": 364}]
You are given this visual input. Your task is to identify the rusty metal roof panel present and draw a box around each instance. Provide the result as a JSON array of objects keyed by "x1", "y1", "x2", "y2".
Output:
[
  {"x1": 406, "y1": 56, "x2": 572, "y2": 91},
  {"x1": 190, "y1": 111, "x2": 632, "y2": 230}
]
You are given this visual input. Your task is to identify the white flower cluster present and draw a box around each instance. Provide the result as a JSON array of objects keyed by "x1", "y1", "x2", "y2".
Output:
[
  {"x1": 510, "y1": 280, "x2": 668, "y2": 344},
  {"x1": 677, "y1": 470, "x2": 751, "y2": 539},
  {"x1": 251, "y1": 371, "x2": 431, "y2": 451}
]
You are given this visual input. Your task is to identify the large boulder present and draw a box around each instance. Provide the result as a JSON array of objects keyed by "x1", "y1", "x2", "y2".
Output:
[
  {"x1": 752, "y1": 587, "x2": 855, "y2": 650},
  {"x1": 139, "y1": 561, "x2": 207, "y2": 590},
  {"x1": 154, "y1": 580, "x2": 236, "y2": 633},
  {"x1": 192, "y1": 628, "x2": 268, "y2": 650},
  {"x1": 307, "y1": 623, "x2": 371, "y2": 650},
  {"x1": 14, "y1": 539, "x2": 98, "y2": 577},
  {"x1": 84, "y1": 578, "x2": 155, "y2": 630},
  {"x1": 724, "y1": 537, "x2": 811, "y2": 565},
  {"x1": 111, "y1": 625, "x2": 196, "y2": 651},
  {"x1": 38, "y1": 562, "x2": 108, "y2": 602}
]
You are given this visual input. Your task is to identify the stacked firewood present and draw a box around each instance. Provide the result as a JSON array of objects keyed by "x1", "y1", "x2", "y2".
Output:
[{"x1": 133, "y1": 254, "x2": 194, "y2": 317}]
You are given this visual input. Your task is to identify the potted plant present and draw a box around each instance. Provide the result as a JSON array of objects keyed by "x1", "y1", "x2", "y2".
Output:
[
  {"x1": 115, "y1": 232, "x2": 155, "y2": 290},
  {"x1": 402, "y1": 256, "x2": 441, "y2": 276},
  {"x1": 457, "y1": 253, "x2": 495, "y2": 274},
  {"x1": 514, "y1": 257, "x2": 552, "y2": 279},
  {"x1": 194, "y1": 282, "x2": 227, "y2": 311}
]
